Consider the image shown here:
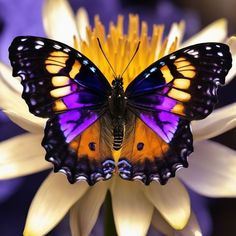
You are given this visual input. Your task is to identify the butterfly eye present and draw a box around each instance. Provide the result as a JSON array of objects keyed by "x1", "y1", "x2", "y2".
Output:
[
  {"x1": 137, "y1": 142, "x2": 144, "y2": 151},
  {"x1": 88, "y1": 142, "x2": 96, "y2": 151}
]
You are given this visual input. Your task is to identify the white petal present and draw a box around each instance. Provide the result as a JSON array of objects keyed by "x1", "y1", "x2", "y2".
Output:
[
  {"x1": 192, "y1": 103, "x2": 236, "y2": 142},
  {"x1": 181, "y1": 19, "x2": 227, "y2": 47},
  {"x1": 4, "y1": 110, "x2": 45, "y2": 133},
  {"x1": 178, "y1": 212, "x2": 202, "y2": 236},
  {"x1": 110, "y1": 177, "x2": 153, "y2": 236},
  {"x1": 0, "y1": 63, "x2": 46, "y2": 132},
  {"x1": 0, "y1": 133, "x2": 51, "y2": 179},
  {"x1": 76, "y1": 7, "x2": 90, "y2": 43},
  {"x1": 43, "y1": 0, "x2": 79, "y2": 47},
  {"x1": 226, "y1": 36, "x2": 236, "y2": 84},
  {"x1": 70, "y1": 181, "x2": 109, "y2": 236},
  {"x1": 144, "y1": 179, "x2": 190, "y2": 230},
  {"x1": 24, "y1": 173, "x2": 89, "y2": 236},
  {"x1": 0, "y1": 62, "x2": 22, "y2": 93},
  {"x1": 178, "y1": 140, "x2": 236, "y2": 197},
  {"x1": 152, "y1": 210, "x2": 175, "y2": 236}
]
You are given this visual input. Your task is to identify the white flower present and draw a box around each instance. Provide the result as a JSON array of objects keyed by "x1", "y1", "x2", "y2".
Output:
[{"x1": 0, "y1": 0, "x2": 236, "y2": 235}]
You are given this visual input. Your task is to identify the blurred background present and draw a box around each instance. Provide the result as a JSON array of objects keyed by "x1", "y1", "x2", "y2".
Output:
[{"x1": 0, "y1": 0, "x2": 235, "y2": 235}]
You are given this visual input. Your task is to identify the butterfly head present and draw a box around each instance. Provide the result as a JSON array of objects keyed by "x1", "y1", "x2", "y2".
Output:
[{"x1": 112, "y1": 77, "x2": 123, "y2": 88}]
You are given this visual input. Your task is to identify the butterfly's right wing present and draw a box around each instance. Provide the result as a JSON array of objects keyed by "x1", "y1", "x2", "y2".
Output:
[{"x1": 9, "y1": 36, "x2": 115, "y2": 185}]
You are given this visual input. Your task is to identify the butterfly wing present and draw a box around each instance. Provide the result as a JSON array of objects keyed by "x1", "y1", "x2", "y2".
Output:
[
  {"x1": 9, "y1": 36, "x2": 115, "y2": 185},
  {"x1": 120, "y1": 43, "x2": 232, "y2": 184}
]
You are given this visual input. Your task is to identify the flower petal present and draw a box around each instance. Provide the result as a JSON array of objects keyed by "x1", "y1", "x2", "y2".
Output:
[
  {"x1": 0, "y1": 133, "x2": 51, "y2": 179},
  {"x1": 24, "y1": 173, "x2": 89, "y2": 236},
  {"x1": 166, "y1": 21, "x2": 185, "y2": 53},
  {"x1": 181, "y1": 18, "x2": 227, "y2": 47},
  {"x1": 110, "y1": 177, "x2": 153, "y2": 236},
  {"x1": 192, "y1": 103, "x2": 236, "y2": 142},
  {"x1": 76, "y1": 7, "x2": 90, "y2": 43},
  {"x1": 152, "y1": 210, "x2": 174, "y2": 236},
  {"x1": 144, "y1": 179, "x2": 190, "y2": 230},
  {"x1": 178, "y1": 212, "x2": 202, "y2": 236},
  {"x1": 178, "y1": 140, "x2": 236, "y2": 197},
  {"x1": 226, "y1": 36, "x2": 236, "y2": 84},
  {"x1": 69, "y1": 181, "x2": 109, "y2": 236},
  {"x1": 0, "y1": 63, "x2": 46, "y2": 132},
  {"x1": 43, "y1": 0, "x2": 79, "y2": 47}
]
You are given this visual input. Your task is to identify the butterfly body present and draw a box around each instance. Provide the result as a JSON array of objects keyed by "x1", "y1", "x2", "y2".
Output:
[
  {"x1": 108, "y1": 77, "x2": 127, "y2": 150},
  {"x1": 9, "y1": 36, "x2": 232, "y2": 185}
]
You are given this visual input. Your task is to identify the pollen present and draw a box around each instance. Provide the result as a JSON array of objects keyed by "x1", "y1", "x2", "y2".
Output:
[{"x1": 74, "y1": 14, "x2": 181, "y2": 90}]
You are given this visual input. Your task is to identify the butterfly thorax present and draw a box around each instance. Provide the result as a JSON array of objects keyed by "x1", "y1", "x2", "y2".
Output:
[{"x1": 108, "y1": 78, "x2": 127, "y2": 150}]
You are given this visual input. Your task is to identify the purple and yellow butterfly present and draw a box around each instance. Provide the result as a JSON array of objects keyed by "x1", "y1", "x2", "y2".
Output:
[{"x1": 9, "y1": 36, "x2": 232, "y2": 185}]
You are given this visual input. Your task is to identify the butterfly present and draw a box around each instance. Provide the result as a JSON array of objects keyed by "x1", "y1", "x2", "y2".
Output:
[{"x1": 9, "y1": 36, "x2": 232, "y2": 185}]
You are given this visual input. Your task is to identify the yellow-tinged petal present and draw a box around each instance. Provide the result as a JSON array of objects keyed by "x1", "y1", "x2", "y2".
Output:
[
  {"x1": 226, "y1": 36, "x2": 236, "y2": 84},
  {"x1": 152, "y1": 210, "x2": 175, "y2": 236},
  {"x1": 181, "y1": 18, "x2": 227, "y2": 47},
  {"x1": 70, "y1": 181, "x2": 109, "y2": 236},
  {"x1": 144, "y1": 179, "x2": 190, "y2": 230},
  {"x1": 178, "y1": 141, "x2": 236, "y2": 197},
  {"x1": 110, "y1": 177, "x2": 153, "y2": 236},
  {"x1": 152, "y1": 211, "x2": 202, "y2": 236},
  {"x1": 76, "y1": 7, "x2": 90, "y2": 43},
  {"x1": 0, "y1": 133, "x2": 50, "y2": 179},
  {"x1": 178, "y1": 212, "x2": 202, "y2": 236},
  {"x1": 24, "y1": 173, "x2": 89, "y2": 236},
  {"x1": 192, "y1": 102, "x2": 236, "y2": 142},
  {"x1": 43, "y1": 0, "x2": 79, "y2": 47},
  {"x1": 165, "y1": 21, "x2": 185, "y2": 54}
]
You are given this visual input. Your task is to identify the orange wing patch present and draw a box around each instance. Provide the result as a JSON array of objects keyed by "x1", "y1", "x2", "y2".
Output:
[
  {"x1": 121, "y1": 118, "x2": 169, "y2": 163},
  {"x1": 160, "y1": 65, "x2": 174, "y2": 83},
  {"x1": 45, "y1": 51, "x2": 69, "y2": 74},
  {"x1": 174, "y1": 57, "x2": 196, "y2": 78},
  {"x1": 69, "y1": 60, "x2": 81, "y2": 79},
  {"x1": 69, "y1": 120, "x2": 113, "y2": 162}
]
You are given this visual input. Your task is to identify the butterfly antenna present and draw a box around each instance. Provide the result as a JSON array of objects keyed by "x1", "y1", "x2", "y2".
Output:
[
  {"x1": 97, "y1": 38, "x2": 117, "y2": 78},
  {"x1": 120, "y1": 41, "x2": 140, "y2": 78}
]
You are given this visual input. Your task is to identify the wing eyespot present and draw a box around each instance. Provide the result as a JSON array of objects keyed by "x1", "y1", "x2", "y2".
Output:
[
  {"x1": 137, "y1": 142, "x2": 144, "y2": 151},
  {"x1": 89, "y1": 142, "x2": 96, "y2": 151}
]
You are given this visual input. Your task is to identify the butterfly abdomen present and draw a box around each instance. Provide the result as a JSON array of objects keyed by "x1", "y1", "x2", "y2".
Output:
[{"x1": 113, "y1": 122, "x2": 124, "y2": 150}]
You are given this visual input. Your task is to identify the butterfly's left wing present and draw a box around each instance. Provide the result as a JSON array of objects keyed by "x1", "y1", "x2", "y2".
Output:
[
  {"x1": 9, "y1": 36, "x2": 114, "y2": 185},
  {"x1": 120, "y1": 43, "x2": 232, "y2": 185}
]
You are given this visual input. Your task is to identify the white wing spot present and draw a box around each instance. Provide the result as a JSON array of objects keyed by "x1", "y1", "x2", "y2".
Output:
[
  {"x1": 53, "y1": 44, "x2": 62, "y2": 49},
  {"x1": 217, "y1": 52, "x2": 223, "y2": 57},
  {"x1": 169, "y1": 54, "x2": 176, "y2": 60},
  {"x1": 216, "y1": 44, "x2": 221, "y2": 48},
  {"x1": 17, "y1": 45, "x2": 24, "y2": 51},
  {"x1": 150, "y1": 67, "x2": 157, "y2": 73},
  {"x1": 20, "y1": 38, "x2": 27, "y2": 42},
  {"x1": 63, "y1": 48, "x2": 71, "y2": 52},
  {"x1": 36, "y1": 40, "x2": 44, "y2": 46},
  {"x1": 206, "y1": 46, "x2": 212, "y2": 50},
  {"x1": 35, "y1": 45, "x2": 43, "y2": 49}
]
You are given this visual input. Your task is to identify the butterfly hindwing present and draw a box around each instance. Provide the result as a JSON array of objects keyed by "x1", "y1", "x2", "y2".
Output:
[
  {"x1": 43, "y1": 113, "x2": 115, "y2": 185},
  {"x1": 120, "y1": 43, "x2": 232, "y2": 184},
  {"x1": 9, "y1": 36, "x2": 114, "y2": 185},
  {"x1": 119, "y1": 115, "x2": 192, "y2": 184}
]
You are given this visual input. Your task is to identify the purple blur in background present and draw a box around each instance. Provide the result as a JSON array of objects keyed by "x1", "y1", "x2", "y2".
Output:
[{"x1": 0, "y1": 0, "x2": 235, "y2": 235}]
